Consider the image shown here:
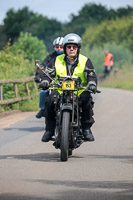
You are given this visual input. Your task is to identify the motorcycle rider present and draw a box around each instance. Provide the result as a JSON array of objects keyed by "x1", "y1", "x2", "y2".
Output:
[
  {"x1": 34, "y1": 37, "x2": 64, "y2": 118},
  {"x1": 39, "y1": 33, "x2": 97, "y2": 142}
]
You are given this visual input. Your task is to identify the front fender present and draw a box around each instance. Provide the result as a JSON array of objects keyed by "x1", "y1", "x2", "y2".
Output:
[{"x1": 62, "y1": 103, "x2": 72, "y2": 111}]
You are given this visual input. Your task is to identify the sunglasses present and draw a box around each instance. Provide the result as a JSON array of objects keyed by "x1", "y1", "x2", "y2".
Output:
[
  {"x1": 66, "y1": 45, "x2": 78, "y2": 50},
  {"x1": 55, "y1": 45, "x2": 63, "y2": 49}
]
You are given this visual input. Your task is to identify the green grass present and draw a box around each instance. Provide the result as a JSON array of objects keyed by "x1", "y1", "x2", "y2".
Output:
[
  {"x1": 19, "y1": 94, "x2": 39, "y2": 111},
  {"x1": 99, "y1": 65, "x2": 133, "y2": 90}
]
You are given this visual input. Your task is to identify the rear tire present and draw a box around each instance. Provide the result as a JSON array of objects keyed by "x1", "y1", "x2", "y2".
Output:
[{"x1": 60, "y1": 111, "x2": 70, "y2": 162}]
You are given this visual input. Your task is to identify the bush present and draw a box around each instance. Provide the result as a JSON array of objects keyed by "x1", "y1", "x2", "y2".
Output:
[
  {"x1": 81, "y1": 42, "x2": 133, "y2": 74},
  {"x1": 0, "y1": 40, "x2": 35, "y2": 79},
  {"x1": 12, "y1": 32, "x2": 48, "y2": 61},
  {"x1": 0, "y1": 40, "x2": 40, "y2": 112},
  {"x1": 82, "y1": 15, "x2": 133, "y2": 52}
]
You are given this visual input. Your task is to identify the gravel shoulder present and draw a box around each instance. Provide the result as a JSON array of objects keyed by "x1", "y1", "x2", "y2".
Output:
[{"x1": 0, "y1": 110, "x2": 36, "y2": 129}]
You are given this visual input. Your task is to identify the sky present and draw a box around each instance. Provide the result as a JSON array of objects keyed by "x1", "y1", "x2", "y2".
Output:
[{"x1": 1, "y1": 0, "x2": 133, "y2": 24}]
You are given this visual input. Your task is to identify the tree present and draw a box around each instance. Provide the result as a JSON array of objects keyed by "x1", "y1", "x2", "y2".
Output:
[
  {"x1": 3, "y1": 7, "x2": 62, "y2": 52},
  {"x1": 2, "y1": 4, "x2": 133, "y2": 53},
  {"x1": 66, "y1": 3, "x2": 109, "y2": 36},
  {"x1": 31, "y1": 15, "x2": 62, "y2": 52},
  {"x1": 12, "y1": 32, "x2": 48, "y2": 61},
  {"x1": 4, "y1": 7, "x2": 36, "y2": 43},
  {"x1": 63, "y1": 3, "x2": 133, "y2": 37},
  {"x1": 0, "y1": 25, "x2": 7, "y2": 49},
  {"x1": 116, "y1": 6, "x2": 133, "y2": 18},
  {"x1": 82, "y1": 15, "x2": 133, "y2": 52}
]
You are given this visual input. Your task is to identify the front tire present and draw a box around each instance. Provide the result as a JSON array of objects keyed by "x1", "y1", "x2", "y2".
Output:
[
  {"x1": 60, "y1": 111, "x2": 70, "y2": 162},
  {"x1": 68, "y1": 149, "x2": 72, "y2": 156}
]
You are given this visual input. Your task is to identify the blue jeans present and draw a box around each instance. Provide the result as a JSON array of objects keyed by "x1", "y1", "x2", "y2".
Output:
[{"x1": 39, "y1": 89, "x2": 49, "y2": 109}]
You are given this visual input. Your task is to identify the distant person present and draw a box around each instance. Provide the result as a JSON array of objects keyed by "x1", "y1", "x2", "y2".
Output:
[
  {"x1": 104, "y1": 49, "x2": 114, "y2": 77},
  {"x1": 34, "y1": 37, "x2": 64, "y2": 118}
]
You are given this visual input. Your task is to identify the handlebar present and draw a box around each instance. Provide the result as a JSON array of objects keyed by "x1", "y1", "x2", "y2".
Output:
[
  {"x1": 36, "y1": 64, "x2": 101, "y2": 94},
  {"x1": 47, "y1": 83, "x2": 101, "y2": 94},
  {"x1": 80, "y1": 87, "x2": 101, "y2": 94}
]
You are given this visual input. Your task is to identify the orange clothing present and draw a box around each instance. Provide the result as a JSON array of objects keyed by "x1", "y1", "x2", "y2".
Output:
[{"x1": 104, "y1": 53, "x2": 113, "y2": 66}]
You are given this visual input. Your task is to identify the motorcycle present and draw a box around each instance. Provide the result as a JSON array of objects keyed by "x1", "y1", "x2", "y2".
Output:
[{"x1": 36, "y1": 62, "x2": 100, "y2": 162}]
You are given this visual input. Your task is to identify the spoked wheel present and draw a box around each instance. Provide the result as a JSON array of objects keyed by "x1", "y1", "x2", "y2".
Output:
[{"x1": 60, "y1": 111, "x2": 70, "y2": 162}]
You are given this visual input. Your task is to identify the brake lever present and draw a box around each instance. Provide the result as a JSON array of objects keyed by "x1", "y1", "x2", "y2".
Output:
[{"x1": 80, "y1": 87, "x2": 101, "y2": 93}]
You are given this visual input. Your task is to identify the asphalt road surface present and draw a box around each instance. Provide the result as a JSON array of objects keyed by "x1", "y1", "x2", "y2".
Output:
[{"x1": 0, "y1": 87, "x2": 133, "y2": 200}]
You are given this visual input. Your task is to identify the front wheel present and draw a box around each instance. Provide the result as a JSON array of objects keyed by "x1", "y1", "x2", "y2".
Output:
[
  {"x1": 68, "y1": 149, "x2": 72, "y2": 156},
  {"x1": 60, "y1": 111, "x2": 70, "y2": 162}
]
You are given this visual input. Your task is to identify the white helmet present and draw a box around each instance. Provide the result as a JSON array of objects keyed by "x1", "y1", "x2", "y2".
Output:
[
  {"x1": 53, "y1": 37, "x2": 64, "y2": 47},
  {"x1": 63, "y1": 33, "x2": 82, "y2": 49}
]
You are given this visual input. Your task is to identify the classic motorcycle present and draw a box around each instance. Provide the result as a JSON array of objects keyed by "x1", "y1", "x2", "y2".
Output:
[{"x1": 36, "y1": 63, "x2": 100, "y2": 162}]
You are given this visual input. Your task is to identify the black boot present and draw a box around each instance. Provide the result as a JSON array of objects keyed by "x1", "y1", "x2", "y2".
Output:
[
  {"x1": 36, "y1": 109, "x2": 45, "y2": 118},
  {"x1": 83, "y1": 129, "x2": 94, "y2": 142},
  {"x1": 41, "y1": 131, "x2": 54, "y2": 142}
]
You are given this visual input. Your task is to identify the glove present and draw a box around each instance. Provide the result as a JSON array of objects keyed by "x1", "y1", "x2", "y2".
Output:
[
  {"x1": 88, "y1": 84, "x2": 97, "y2": 93},
  {"x1": 38, "y1": 80, "x2": 49, "y2": 90},
  {"x1": 86, "y1": 83, "x2": 97, "y2": 93},
  {"x1": 34, "y1": 75, "x2": 41, "y2": 83}
]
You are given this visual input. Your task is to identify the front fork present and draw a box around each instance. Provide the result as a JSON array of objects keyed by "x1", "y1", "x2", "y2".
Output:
[{"x1": 54, "y1": 92, "x2": 83, "y2": 149}]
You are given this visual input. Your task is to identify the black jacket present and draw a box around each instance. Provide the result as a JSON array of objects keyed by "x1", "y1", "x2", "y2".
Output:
[
  {"x1": 34, "y1": 51, "x2": 58, "y2": 82},
  {"x1": 41, "y1": 51, "x2": 58, "y2": 67}
]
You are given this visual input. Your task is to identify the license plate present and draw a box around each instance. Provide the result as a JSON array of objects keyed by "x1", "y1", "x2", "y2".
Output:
[{"x1": 62, "y1": 80, "x2": 75, "y2": 90}]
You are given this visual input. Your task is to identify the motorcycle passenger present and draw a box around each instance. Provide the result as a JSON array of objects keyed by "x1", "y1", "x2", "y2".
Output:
[
  {"x1": 34, "y1": 37, "x2": 64, "y2": 118},
  {"x1": 40, "y1": 33, "x2": 97, "y2": 142}
]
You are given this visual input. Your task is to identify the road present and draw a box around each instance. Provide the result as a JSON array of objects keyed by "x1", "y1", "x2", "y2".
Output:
[{"x1": 0, "y1": 87, "x2": 133, "y2": 200}]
